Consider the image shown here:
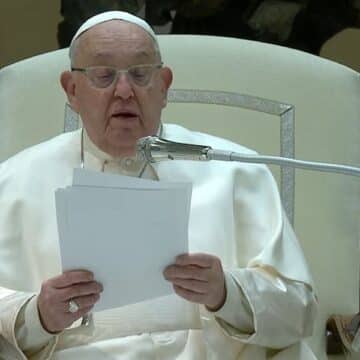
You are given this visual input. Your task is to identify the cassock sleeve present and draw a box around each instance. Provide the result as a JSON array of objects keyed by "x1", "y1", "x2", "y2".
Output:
[
  {"x1": 0, "y1": 288, "x2": 57, "y2": 359},
  {"x1": 211, "y1": 267, "x2": 317, "y2": 348},
  {"x1": 211, "y1": 271, "x2": 255, "y2": 333},
  {"x1": 15, "y1": 295, "x2": 58, "y2": 358}
]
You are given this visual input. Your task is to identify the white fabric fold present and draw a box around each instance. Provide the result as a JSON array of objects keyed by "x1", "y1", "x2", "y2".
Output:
[{"x1": 0, "y1": 124, "x2": 318, "y2": 359}]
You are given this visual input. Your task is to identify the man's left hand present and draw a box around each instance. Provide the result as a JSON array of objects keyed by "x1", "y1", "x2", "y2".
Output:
[{"x1": 163, "y1": 253, "x2": 226, "y2": 311}]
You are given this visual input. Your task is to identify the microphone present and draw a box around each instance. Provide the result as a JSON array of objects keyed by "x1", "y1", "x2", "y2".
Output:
[
  {"x1": 137, "y1": 136, "x2": 211, "y2": 162},
  {"x1": 136, "y1": 136, "x2": 360, "y2": 177}
]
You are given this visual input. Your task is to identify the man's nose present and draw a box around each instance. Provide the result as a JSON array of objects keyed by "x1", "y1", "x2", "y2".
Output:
[{"x1": 113, "y1": 73, "x2": 134, "y2": 99}]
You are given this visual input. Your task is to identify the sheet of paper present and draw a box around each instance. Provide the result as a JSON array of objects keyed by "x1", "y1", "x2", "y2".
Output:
[
  {"x1": 72, "y1": 167, "x2": 189, "y2": 190},
  {"x1": 56, "y1": 169, "x2": 192, "y2": 312}
]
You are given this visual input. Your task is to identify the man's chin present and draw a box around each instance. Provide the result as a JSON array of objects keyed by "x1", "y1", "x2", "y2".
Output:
[
  {"x1": 106, "y1": 128, "x2": 156, "y2": 157},
  {"x1": 108, "y1": 136, "x2": 138, "y2": 157}
]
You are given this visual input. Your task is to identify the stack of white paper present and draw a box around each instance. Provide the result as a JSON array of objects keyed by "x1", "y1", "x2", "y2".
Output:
[{"x1": 55, "y1": 168, "x2": 192, "y2": 312}]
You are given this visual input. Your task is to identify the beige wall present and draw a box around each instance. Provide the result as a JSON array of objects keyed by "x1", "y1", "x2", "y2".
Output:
[
  {"x1": 0, "y1": 0, "x2": 61, "y2": 67},
  {"x1": 320, "y1": 28, "x2": 360, "y2": 72},
  {"x1": 0, "y1": 1, "x2": 359, "y2": 72}
]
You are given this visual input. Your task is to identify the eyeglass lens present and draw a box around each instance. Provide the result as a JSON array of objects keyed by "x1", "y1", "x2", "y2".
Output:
[{"x1": 87, "y1": 65, "x2": 159, "y2": 88}]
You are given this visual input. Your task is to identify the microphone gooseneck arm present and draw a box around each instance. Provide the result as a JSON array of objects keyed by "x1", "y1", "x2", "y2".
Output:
[
  {"x1": 207, "y1": 150, "x2": 360, "y2": 177},
  {"x1": 137, "y1": 136, "x2": 360, "y2": 177}
]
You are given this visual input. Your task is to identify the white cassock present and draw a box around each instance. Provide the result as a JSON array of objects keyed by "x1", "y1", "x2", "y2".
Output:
[{"x1": 0, "y1": 123, "x2": 318, "y2": 359}]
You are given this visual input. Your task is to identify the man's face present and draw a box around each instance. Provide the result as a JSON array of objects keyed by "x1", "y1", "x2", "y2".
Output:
[{"x1": 62, "y1": 20, "x2": 172, "y2": 157}]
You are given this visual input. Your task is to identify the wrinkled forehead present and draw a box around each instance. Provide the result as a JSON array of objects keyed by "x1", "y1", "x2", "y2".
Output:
[{"x1": 71, "y1": 20, "x2": 160, "y2": 64}]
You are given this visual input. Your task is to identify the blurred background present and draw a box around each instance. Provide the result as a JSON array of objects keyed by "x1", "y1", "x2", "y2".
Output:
[{"x1": 0, "y1": 0, "x2": 359, "y2": 71}]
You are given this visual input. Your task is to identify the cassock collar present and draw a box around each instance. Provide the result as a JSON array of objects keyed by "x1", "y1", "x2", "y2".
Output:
[{"x1": 82, "y1": 126, "x2": 162, "y2": 176}]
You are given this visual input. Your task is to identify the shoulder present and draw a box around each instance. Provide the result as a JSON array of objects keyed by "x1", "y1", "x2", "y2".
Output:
[
  {"x1": 162, "y1": 123, "x2": 257, "y2": 155},
  {"x1": 160, "y1": 123, "x2": 275, "y2": 186},
  {"x1": 0, "y1": 130, "x2": 81, "y2": 189}
]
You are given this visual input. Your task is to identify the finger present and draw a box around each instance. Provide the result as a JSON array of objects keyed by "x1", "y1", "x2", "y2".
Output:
[
  {"x1": 77, "y1": 305, "x2": 94, "y2": 317},
  {"x1": 70, "y1": 293, "x2": 101, "y2": 310},
  {"x1": 173, "y1": 285, "x2": 206, "y2": 304},
  {"x1": 175, "y1": 253, "x2": 215, "y2": 268},
  {"x1": 168, "y1": 278, "x2": 208, "y2": 294},
  {"x1": 58, "y1": 281, "x2": 103, "y2": 301},
  {"x1": 164, "y1": 265, "x2": 209, "y2": 282},
  {"x1": 65, "y1": 305, "x2": 94, "y2": 322},
  {"x1": 48, "y1": 271, "x2": 94, "y2": 288}
]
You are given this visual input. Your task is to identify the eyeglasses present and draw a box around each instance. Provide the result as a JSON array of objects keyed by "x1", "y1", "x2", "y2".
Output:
[{"x1": 71, "y1": 63, "x2": 163, "y2": 88}]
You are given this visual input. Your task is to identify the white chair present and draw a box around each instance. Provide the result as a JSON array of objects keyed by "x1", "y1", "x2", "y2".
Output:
[{"x1": 0, "y1": 35, "x2": 359, "y2": 359}]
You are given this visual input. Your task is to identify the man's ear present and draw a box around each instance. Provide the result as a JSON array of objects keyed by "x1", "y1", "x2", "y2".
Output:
[
  {"x1": 60, "y1": 71, "x2": 80, "y2": 113},
  {"x1": 160, "y1": 67, "x2": 173, "y2": 108}
]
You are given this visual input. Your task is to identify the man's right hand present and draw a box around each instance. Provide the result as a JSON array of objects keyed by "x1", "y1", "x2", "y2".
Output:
[{"x1": 37, "y1": 270, "x2": 103, "y2": 333}]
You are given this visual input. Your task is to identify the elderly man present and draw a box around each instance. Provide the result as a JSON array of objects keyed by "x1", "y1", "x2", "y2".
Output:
[{"x1": 0, "y1": 11, "x2": 317, "y2": 360}]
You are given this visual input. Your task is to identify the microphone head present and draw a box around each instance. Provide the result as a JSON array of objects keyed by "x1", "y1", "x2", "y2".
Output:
[
  {"x1": 136, "y1": 136, "x2": 165, "y2": 163},
  {"x1": 136, "y1": 136, "x2": 157, "y2": 152}
]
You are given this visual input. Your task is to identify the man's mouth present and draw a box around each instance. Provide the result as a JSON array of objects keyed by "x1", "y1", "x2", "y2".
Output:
[
  {"x1": 112, "y1": 111, "x2": 139, "y2": 119},
  {"x1": 110, "y1": 111, "x2": 140, "y2": 128}
]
